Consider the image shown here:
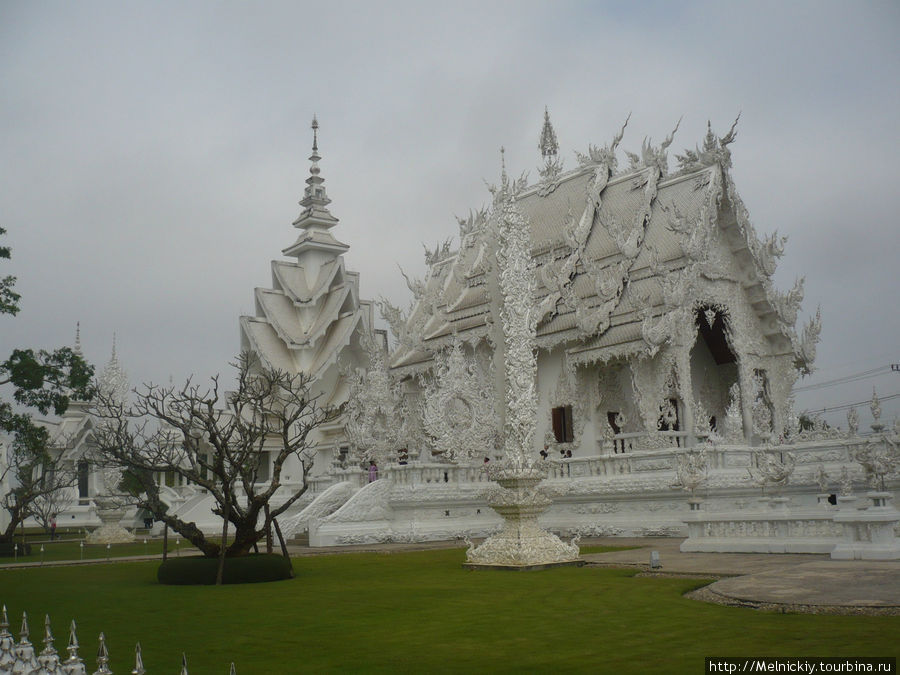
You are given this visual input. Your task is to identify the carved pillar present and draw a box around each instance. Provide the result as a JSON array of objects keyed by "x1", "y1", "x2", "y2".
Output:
[
  {"x1": 628, "y1": 359, "x2": 661, "y2": 436},
  {"x1": 737, "y1": 359, "x2": 754, "y2": 443},
  {"x1": 674, "y1": 342, "x2": 696, "y2": 444}
]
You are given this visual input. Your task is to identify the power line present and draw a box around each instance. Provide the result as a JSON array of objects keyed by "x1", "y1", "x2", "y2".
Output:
[
  {"x1": 801, "y1": 392, "x2": 900, "y2": 415},
  {"x1": 794, "y1": 365, "x2": 893, "y2": 393}
]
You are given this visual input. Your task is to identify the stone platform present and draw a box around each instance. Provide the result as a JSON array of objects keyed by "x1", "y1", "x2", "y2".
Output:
[{"x1": 581, "y1": 537, "x2": 900, "y2": 615}]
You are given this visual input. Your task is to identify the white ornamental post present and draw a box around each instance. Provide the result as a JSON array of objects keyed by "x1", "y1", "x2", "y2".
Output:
[{"x1": 464, "y1": 150, "x2": 580, "y2": 569}]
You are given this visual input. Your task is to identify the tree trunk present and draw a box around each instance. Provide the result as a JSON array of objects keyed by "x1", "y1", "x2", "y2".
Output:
[
  {"x1": 216, "y1": 491, "x2": 232, "y2": 586},
  {"x1": 264, "y1": 504, "x2": 273, "y2": 554},
  {"x1": 162, "y1": 523, "x2": 168, "y2": 562},
  {"x1": 272, "y1": 517, "x2": 292, "y2": 573}
]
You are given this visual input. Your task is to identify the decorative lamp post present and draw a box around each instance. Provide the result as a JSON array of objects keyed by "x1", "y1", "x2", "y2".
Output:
[{"x1": 464, "y1": 150, "x2": 581, "y2": 569}]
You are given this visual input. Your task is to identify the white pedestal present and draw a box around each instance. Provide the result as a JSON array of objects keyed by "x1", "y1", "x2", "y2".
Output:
[
  {"x1": 831, "y1": 492, "x2": 900, "y2": 560},
  {"x1": 85, "y1": 500, "x2": 134, "y2": 544},
  {"x1": 465, "y1": 469, "x2": 581, "y2": 570}
]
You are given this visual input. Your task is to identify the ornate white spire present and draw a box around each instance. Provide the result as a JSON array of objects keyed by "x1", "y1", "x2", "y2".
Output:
[
  {"x1": 539, "y1": 106, "x2": 559, "y2": 160},
  {"x1": 302, "y1": 115, "x2": 331, "y2": 208},
  {"x1": 98, "y1": 333, "x2": 129, "y2": 404},
  {"x1": 74, "y1": 322, "x2": 83, "y2": 357},
  {"x1": 286, "y1": 115, "x2": 342, "y2": 245},
  {"x1": 537, "y1": 107, "x2": 563, "y2": 187}
]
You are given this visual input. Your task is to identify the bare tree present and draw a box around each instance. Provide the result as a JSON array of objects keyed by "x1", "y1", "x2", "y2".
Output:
[
  {"x1": 30, "y1": 475, "x2": 76, "y2": 534},
  {"x1": 90, "y1": 352, "x2": 339, "y2": 559},
  {"x1": 1, "y1": 442, "x2": 76, "y2": 544}
]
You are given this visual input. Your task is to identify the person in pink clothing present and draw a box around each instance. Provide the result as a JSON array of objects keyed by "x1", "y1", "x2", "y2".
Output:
[{"x1": 368, "y1": 460, "x2": 378, "y2": 483}]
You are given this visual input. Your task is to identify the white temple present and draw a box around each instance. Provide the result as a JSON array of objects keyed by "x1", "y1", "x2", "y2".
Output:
[{"x1": 35, "y1": 113, "x2": 899, "y2": 557}]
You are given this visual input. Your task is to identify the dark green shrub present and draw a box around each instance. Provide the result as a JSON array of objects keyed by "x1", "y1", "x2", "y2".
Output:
[
  {"x1": 157, "y1": 553, "x2": 293, "y2": 585},
  {"x1": 0, "y1": 542, "x2": 32, "y2": 556}
]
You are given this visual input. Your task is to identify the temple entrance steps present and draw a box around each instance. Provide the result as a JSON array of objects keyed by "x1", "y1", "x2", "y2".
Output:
[{"x1": 279, "y1": 481, "x2": 357, "y2": 539}]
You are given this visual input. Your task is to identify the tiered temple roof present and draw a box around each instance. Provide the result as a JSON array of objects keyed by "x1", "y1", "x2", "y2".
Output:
[
  {"x1": 388, "y1": 114, "x2": 819, "y2": 375},
  {"x1": 240, "y1": 118, "x2": 373, "y2": 379}
]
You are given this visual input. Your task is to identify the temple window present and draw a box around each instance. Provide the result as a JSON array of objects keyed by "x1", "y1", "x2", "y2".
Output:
[
  {"x1": 551, "y1": 405, "x2": 574, "y2": 443},
  {"x1": 607, "y1": 411, "x2": 627, "y2": 453},
  {"x1": 696, "y1": 307, "x2": 736, "y2": 364},
  {"x1": 77, "y1": 460, "x2": 90, "y2": 501}
]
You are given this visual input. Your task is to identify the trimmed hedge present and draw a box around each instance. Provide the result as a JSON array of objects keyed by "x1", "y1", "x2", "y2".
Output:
[
  {"x1": 157, "y1": 553, "x2": 294, "y2": 585},
  {"x1": 0, "y1": 542, "x2": 32, "y2": 556}
]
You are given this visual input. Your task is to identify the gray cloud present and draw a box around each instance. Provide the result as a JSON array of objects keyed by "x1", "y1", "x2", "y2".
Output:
[{"x1": 2, "y1": 0, "x2": 897, "y2": 428}]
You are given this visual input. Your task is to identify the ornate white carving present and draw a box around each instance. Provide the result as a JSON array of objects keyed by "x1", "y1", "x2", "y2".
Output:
[
  {"x1": 423, "y1": 238, "x2": 454, "y2": 267},
  {"x1": 544, "y1": 356, "x2": 588, "y2": 452},
  {"x1": 852, "y1": 436, "x2": 898, "y2": 491},
  {"x1": 723, "y1": 382, "x2": 744, "y2": 443},
  {"x1": 770, "y1": 277, "x2": 804, "y2": 326},
  {"x1": 322, "y1": 478, "x2": 392, "y2": 523},
  {"x1": 847, "y1": 407, "x2": 860, "y2": 437},
  {"x1": 536, "y1": 119, "x2": 629, "y2": 326},
  {"x1": 343, "y1": 335, "x2": 409, "y2": 465},
  {"x1": 750, "y1": 371, "x2": 774, "y2": 439},
  {"x1": 673, "y1": 448, "x2": 709, "y2": 496},
  {"x1": 674, "y1": 116, "x2": 740, "y2": 174},
  {"x1": 814, "y1": 464, "x2": 830, "y2": 493},
  {"x1": 97, "y1": 337, "x2": 129, "y2": 406},
  {"x1": 536, "y1": 106, "x2": 564, "y2": 199},
  {"x1": 748, "y1": 449, "x2": 796, "y2": 495},
  {"x1": 466, "y1": 155, "x2": 580, "y2": 567},
  {"x1": 839, "y1": 466, "x2": 853, "y2": 496},
  {"x1": 421, "y1": 341, "x2": 497, "y2": 462},
  {"x1": 870, "y1": 389, "x2": 883, "y2": 430},
  {"x1": 456, "y1": 208, "x2": 488, "y2": 247}
]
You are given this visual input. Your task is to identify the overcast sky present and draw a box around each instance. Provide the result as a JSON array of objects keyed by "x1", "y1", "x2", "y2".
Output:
[{"x1": 2, "y1": 1, "x2": 898, "y2": 429}]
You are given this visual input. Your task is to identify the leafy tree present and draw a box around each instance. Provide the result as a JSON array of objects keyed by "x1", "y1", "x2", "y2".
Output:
[
  {"x1": 0, "y1": 227, "x2": 95, "y2": 543},
  {"x1": 90, "y1": 352, "x2": 338, "y2": 565}
]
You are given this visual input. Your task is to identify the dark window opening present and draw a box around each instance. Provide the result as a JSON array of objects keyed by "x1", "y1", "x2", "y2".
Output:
[
  {"x1": 607, "y1": 412, "x2": 626, "y2": 454},
  {"x1": 696, "y1": 307, "x2": 736, "y2": 365},
  {"x1": 77, "y1": 461, "x2": 90, "y2": 500},
  {"x1": 552, "y1": 405, "x2": 574, "y2": 443}
]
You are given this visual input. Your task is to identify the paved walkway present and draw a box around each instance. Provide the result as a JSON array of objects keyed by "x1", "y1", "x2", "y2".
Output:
[
  {"x1": 580, "y1": 537, "x2": 900, "y2": 615},
  {"x1": 3, "y1": 537, "x2": 898, "y2": 614}
]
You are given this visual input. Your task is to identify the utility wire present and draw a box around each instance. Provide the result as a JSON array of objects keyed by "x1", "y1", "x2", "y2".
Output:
[
  {"x1": 801, "y1": 392, "x2": 899, "y2": 415},
  {"x1": 794, "y1": 365, "x2": 893, "y2": 392}
]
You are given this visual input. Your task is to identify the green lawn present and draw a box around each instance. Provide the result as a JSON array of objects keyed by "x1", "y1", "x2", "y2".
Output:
[
  {"x1": 0, "y1": 537, "x2": 176, "y2": 563},
  {"x1": 0, "y1": 548, "x2": 896, "y2": 674}
]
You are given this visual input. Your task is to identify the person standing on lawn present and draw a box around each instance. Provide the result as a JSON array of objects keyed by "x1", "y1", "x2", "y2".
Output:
[{"x1": 50, "y1": 514, "x2": 57, "y2": 540}]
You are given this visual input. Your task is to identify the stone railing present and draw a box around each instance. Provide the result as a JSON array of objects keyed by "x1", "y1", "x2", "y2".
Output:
[
  {"x1": 0, "y1": 608, "x2": 236, "y2": 674},
  {"x1": 384, "y1": 463, "x2": 493, "y2": 487}
]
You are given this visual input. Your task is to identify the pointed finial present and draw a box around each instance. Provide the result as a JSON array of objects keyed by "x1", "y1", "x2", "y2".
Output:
[
  {"x1": 20, "y1": 611, "x2": 30, "y2": 641},
  {"x1": 1, "y1": 605, "x2": 7, "y2": 632},
  {"x1": 132, "y1": 642, "x2": 146, "y2": 674},
  {"x1": 96, "y1": 631, "x2": 111, "y2": 674},
  {"x1": 230, "y1": 663, "x2": 237, "y2": 675},
  {"x1": 43, "y1": 614, "x2": 54, "y2": 650},
  {"x1": 870, "y1": 387, "x2": 882, "y2": 420},
  {"x1": 111, "y1": 332, "x2": 117, "y2": 361},
  {"x1": 312, "y1": 114, "x2": 319, "y2": 153},
  {"x1": 181, "y1": 651, "x2": 189, "y2": 674},
  {"x1": 298, "y1": 114, "x2": 332, "y2": 210},
  {"x1": 74, "y1": 322, "x2": 83, "y2": 356},
  {"x1": 66, "y1": 620, "x2": 83, "y2": 664},
  {"x1": 539, "y1": 106, "x2": 559, "y2": 159},
  {"x1": 500, "y1": 146, "x2": 508, "y2": 188}
]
